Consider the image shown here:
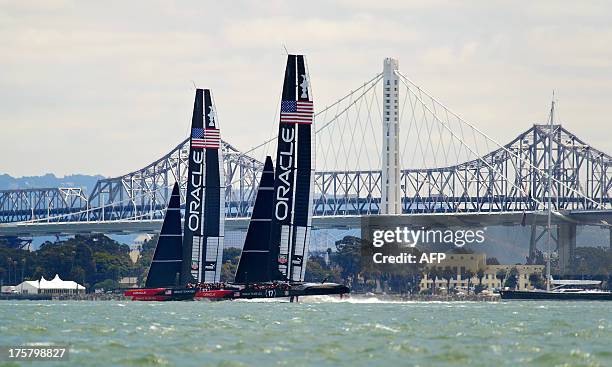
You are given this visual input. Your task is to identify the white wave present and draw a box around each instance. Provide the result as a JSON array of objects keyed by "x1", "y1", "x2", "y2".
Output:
[
  {"x1": 233, "y1": 298, "x2": 290, "y2": 303},
  {"x1": 298, "y1": 295, "x2": 410, "y2": 304}
]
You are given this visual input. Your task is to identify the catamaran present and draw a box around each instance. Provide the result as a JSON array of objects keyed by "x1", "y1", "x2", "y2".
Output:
[
  {"x1": 125, "y1": 88, "x2": 230, "y2": 301},
  {"x1": 126, "y1": 55, "x2": 350, "y2": 301},
  {"x1": 196, "y1": 54, "x2": 350, "y2": 301}
]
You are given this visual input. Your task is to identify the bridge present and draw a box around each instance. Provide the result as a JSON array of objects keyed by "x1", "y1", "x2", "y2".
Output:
[{"x1": 1, "y1": 58, "x2": 611, "y2": 271}]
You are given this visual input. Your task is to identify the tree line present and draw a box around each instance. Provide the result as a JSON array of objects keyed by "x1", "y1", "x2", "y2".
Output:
[{"x1": 2, "y1": 234, "x2": 610, "y2": 292}]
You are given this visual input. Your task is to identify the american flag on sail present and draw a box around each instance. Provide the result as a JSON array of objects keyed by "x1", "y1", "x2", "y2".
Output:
[
  {"x1": 280, "y1": 100, "x2": 313, "y2": 124},
  {"x1": 191, "y1": 128, "x2": 220, "y2": 149}
]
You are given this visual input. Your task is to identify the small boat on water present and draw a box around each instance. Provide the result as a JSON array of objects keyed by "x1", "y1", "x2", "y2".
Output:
[
  {"x1": 500, "y1": 97, "x2": 611, "y2": 302},
  {"x1": 500, "y1": 280, "x2": 612, "y2": 301}
]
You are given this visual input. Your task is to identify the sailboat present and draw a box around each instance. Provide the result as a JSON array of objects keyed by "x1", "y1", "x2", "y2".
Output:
[
  {"x1": 500, "y1": 97, "x2": 611, "y2": 301},
  {"x1": 124, "y1": 183, "x2": 197, "y2": 301},
  {"x1": 125, "y1": 88, "x2": 229, "y2": 301},
  {"x1": 181, "y1": 88, "x2": 225, "y2": 285},
  {"x1": 196, "y1": 54, "x2": 350, "y2": 301}
]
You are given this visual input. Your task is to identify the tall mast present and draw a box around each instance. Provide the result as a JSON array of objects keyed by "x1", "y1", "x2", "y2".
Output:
[
  {"x1": 546, "y1": 92, "x2": 555, "y2": 291},
  {"x1": 180, "y1": 89, "x2": 224, "y2": 284},
  {"x1": 268, "y1": 54, "x2": 315, "y2": 282}
]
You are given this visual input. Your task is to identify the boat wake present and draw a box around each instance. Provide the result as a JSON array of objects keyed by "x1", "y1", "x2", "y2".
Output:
[{"x1": 295, "y1": 295, "x2": 416, "y2": 304}]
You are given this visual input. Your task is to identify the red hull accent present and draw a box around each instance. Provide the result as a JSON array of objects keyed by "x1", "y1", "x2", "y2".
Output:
[
  {"x1": 124, "y1": 288, "x2": 196, "y2": 301},
  {"x1": 124, "y1": 288, "x2": 167, "y2": 297},
  {"x1": 194, "y1": 289, "x2": 235, "y2": 300}
]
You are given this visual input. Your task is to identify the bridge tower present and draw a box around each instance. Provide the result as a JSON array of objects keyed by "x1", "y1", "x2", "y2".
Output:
[{"x1": 381, "y1": 57, "x2": 401, "y2": 215}]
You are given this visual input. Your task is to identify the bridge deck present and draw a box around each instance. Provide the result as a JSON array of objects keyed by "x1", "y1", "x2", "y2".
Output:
[{"x1": 2, "y1": 211, "x2": 609, "y2": 237}]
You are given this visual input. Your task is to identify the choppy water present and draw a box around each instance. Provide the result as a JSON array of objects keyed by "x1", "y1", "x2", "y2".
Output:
[{"x1": 0, "y1": 297, "x2": 610, "y2": 367}]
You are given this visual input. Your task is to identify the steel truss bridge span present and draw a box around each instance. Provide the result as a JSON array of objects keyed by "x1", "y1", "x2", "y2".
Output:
[{"x1": 0, "y1": 124, "x2": 610, "y2": 229}]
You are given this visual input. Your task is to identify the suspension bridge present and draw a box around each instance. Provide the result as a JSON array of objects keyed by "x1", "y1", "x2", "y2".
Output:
[{"x1": 1, "y1": 58, "x2": 611, "y2": 271}]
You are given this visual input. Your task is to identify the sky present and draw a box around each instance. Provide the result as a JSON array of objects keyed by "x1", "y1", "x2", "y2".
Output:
[{"x1": 1, "y1": 0, "x2": 611, "y2": 177}]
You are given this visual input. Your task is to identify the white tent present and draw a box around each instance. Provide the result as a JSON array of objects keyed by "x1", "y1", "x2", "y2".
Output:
[{"x1": 16, "y1": 274, "x2": 85, "y2": 295}]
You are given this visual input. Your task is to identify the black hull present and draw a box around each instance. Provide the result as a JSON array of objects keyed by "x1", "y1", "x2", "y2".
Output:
[
  {"x1": 236, "y1": 283, "x2": 350, "y2": 300},
  {"x1": 500, "y1": 290, "x2": 612, "y2": 301},
  {"x1": 132, "y1": 283, "x2": 350, "y2": 301}
]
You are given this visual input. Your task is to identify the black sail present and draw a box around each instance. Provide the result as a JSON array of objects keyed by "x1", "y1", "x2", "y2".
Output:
[
  {"x1": 290, "y1": 55, "x2": 315, "y2": 281},
  {"x1": 234, "y1": 156, "x2": 275, "y2": 283},
  {"x1": 201, "y1": 90, "x2": 224, "y2": 283},
  {"x1": 145, "y1": 183, "x2": 183, "y2": 288},
  {"x1": 181, "y1": 89, "x2": 225, "y2": 284},
  {"x1": 268, "y1": 55, "x2": 315, "y2": 281}
]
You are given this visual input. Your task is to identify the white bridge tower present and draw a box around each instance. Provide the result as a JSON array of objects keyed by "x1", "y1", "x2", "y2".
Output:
[{"x1": 381, "y1": 57, "x2": 401, "y2": 215}]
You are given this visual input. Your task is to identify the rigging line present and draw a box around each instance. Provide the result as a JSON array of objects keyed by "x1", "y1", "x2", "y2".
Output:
[
  {"x1": 405, "y1": 85, "x2": 421, "y2": 170},
  {"x1": 410, "y1": 86, "x2": 430, "y2": 171},
  {"x1": 315, "y1": 73, "x2": 383, "y2": 120},
  {"x1": 429, "y1": 96, "x2": 452, "y2": 213},
  {"x1": 365, "y1": 83, "x2": 382, "y2": 170},
  {"x1": 361, "y1": 83, "x2": 377, "y2": 170},
  {"x1": 326, "y1": 88, "x2": 346, "y2": 175},
  {"x1": 428, "y1": 93, "x2": 447, "y2": 168},
  {"x1": 346, "y1": 86, "x2": 365, "y2": 173},
  {"x1": 348, "y1": 88, "x2": 365, "y2": 171},
  {"x1": 316, "y1": 74, "x2": 384, "y2": 135},
  {"x1": 418, "y1": 87, "x2": 443, "y2": 212},
  {"x1": 337, "y1": 90, "x2": 354, "y2": 202},
  {"x1": 397, "y1": 75, "x2": 546, "y2": 209},
  {"x1": 240, "y1": 73, "x2": 383, "y2": 157},
  {"x1": 398, "y1": 76, "x2": 412, "y2": 169},
  {"x1": 440, "y1": 102, "x2": 458, "y2": 171},
  {"x1": 396, "y1": 71, "x2": 601, "y2": 209},
  {"x1": 371, "y1": 78, "x2": 384, "y2": 168},
  {"x1": 345, "y1": 89, "x2": 372, "y2": 211},
  {"x1": 317, "y1": 100, "x2": 333, "y2": 174}
]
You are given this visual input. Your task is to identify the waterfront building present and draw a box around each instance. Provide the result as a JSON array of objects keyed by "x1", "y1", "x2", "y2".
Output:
[
  {"x1": 419, "y1": 253, "x2": 545, "y2": 292},
  {"x1": 14, "y1": 274, "x2": 85, "y2": 295}
]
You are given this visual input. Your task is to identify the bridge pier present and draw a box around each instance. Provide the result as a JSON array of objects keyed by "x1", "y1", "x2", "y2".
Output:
[
  {"x1": 381, "y1": 57, "x2": 401, "y2": 215},
  {"x1": 528, "y1": 221, "x2": 576, "y2": 274},
  {"x1": 528, "y1": 218, "x2": 538, "y2": 263},
  {"x1": 557, "y1": 222, "x2": 576, "y2": 275}
]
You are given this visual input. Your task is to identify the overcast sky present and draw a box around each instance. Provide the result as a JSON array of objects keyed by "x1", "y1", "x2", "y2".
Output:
[{"x1": 1, "y1": 1, "x2": 611, "y2": 177}]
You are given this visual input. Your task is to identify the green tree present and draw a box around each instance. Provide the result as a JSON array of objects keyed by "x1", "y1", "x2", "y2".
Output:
[
  {"x1": 1, "y1": 235, "x2": 134, "y2": 291},
  {"x1": 474, "y1": 284, "x2": 487, "y2": 294},
  {"x1": 504, "y1": 267, "x2": 520, "y2": 290},
  {"x1": 442, "y1": 267, "x2": 455, "y2": 293},
  {"x1": 427, "y1": 267, "x2": 440, "y2": 294},
  {"x1": 220, "y1": 261, "x2": 238, "y2": 282},
  {"x1": 219, "y1": 247, "x2": 242, "y2": 282},
  {"x1": 496, "y1": 269, "x2": 507, "y2": 289},
  {"x1": 332, "y1": 236, "x2": 362, "y2": 283},
  {"x1": 222, "y1": 247, "x2": 242, "y2": 264},
  {"x1": 134, "y1": 235, "x2": 158, "y2": 285},
  {"x1": 463, "y1": 269, "x2": 475, "y2": 294},
  {"x1": 305, "y1": 255, "x2": 341, "y2": 283},
  {"x1": 476, "y1": 268, "x2": 485, "y2": 286},
  {"x1": 94, "y1": 279, "x2": 118, "y2": 291},
  {"x1": 529, "y1": 272, "x2": 545, "y2": 290}
]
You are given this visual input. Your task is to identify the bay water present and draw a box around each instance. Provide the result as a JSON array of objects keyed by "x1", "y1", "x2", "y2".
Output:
[{"x1": 0, "y1": 298, "x2": 610, "y2": 366}]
